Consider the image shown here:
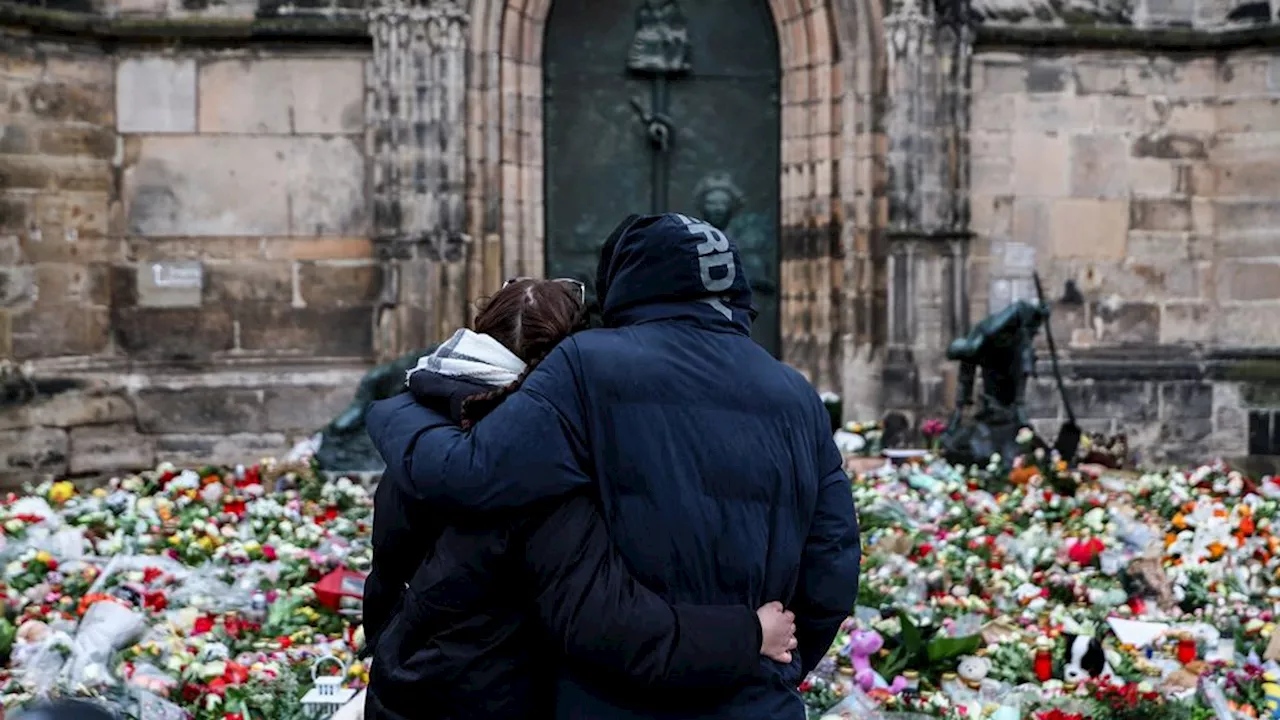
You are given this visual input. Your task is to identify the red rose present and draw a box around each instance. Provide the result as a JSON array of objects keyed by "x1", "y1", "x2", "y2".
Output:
[
  {"x1": 193, "y1": 616, "x2": 215, "y2": 635},
  {"x1": 798, "y1": 680, "x2": 812, "y2": 692},
  {"x1": 223, "y1": 500, "x2": 247, "y2": 517},
  {"x1": 143, "y1": 592, "x2": 167, "y2": 612},
  {"x1": 142, "y1": 567, "x2": 164, "y2": 584},
  {"x1": 262, "y1": 545, "x2": 278, "y2": 561},
  {"x1": 1067, "y1": 539, "x2": 1101, "y2": 565},
  {"x1": 224, "y1": 662, "x2": 250, "y2": 684},
  {"x1": 278, "y1": 635, "x2": 292, "y2": 648}
]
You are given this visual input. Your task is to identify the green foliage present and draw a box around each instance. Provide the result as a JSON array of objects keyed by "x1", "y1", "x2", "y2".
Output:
[{"x1": 875, "y1": 614, "x2": 983, "y2": 681}]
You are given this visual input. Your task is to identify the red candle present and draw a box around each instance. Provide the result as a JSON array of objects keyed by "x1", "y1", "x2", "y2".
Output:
[
  {"x1": 1177, "y1": 638, "x2": 1197, "y2": 664},
  {"x1": 1034, "y1": 649, "x2": 1053, "y2": 682}
]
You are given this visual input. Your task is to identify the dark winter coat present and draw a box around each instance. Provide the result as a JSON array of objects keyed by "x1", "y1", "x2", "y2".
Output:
[
  {"x1": 366, "y1": 212, "x2": 861, "y2": 719},
  {"x1": 365, "y1": 369, "x2": 766, "y2": 720}
]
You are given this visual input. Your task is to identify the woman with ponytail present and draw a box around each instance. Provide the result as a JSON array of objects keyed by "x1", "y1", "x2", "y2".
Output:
[{"x1": 364, "y1": 278, "x2": 797, "y2": 720}]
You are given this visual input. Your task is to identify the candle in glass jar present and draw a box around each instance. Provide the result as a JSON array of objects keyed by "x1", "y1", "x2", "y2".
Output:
[
  {"x1": 903, "y1": 670, "x2": 920, "y2": 696},
  {"x1": 1177, "y1": 638, "x2": 1197, "y2": 664},
  {"x1": 1034, "y1": 649, "x2": 1053, "y2": 682}
]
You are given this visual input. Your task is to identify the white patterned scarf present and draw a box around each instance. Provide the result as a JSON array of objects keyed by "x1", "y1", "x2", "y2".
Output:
[{"x1": 405, "y1": 328, "x2": 526, "y2": 388}]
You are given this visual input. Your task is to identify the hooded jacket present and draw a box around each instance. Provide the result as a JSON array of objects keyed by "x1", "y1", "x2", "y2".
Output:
[
  {"x1": 366, "y1": 213, "x2": 861, "y2": 720},
  {"x1": 365, "y1": 331, "x2": 766, "y2": 720}
]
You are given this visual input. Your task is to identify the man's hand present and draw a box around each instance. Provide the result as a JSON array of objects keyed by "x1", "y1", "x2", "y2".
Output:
[{"x1": 756, "y1": 601, "x2": 797, "y2": 663}]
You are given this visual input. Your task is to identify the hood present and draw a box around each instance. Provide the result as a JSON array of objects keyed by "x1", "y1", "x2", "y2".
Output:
[
  {"x1": 405, "y1": 329, "x2": 526, "y2": 388},
  {"x1": 595, "y1": 213, "x2": 753, "y2": 333},
  {"x1": 402, "y1": 329, "x2": 526, "y2": 423}
]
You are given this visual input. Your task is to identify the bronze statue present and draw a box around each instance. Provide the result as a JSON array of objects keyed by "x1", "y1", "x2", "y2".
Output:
[
  {"x1": 939, "y1": 299, "x2": 1050, "y2": 468},
  {"x1": 316, "y1": 348, "x2": 434, "y2": 472}
]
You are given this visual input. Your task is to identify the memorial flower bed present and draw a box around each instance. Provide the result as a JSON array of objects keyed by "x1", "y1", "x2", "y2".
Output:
[
  {"x1": 805, "y1": 444, "x2": 1280, "y2": 720},
  {"x1": 0, "y1": 437, "x2": 1278, "y2": 720},
  {"x1": 0, "y1": 460, "x2": 372, "y2": 719}
]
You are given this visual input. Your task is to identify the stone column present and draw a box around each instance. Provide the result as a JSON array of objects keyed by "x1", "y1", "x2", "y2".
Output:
[
  {"x1": 881, "y1": 0, "x2": 973, "y2": 424},
  {"x1": 366, "y1": 0, "x2": 470, "y2": 361}
]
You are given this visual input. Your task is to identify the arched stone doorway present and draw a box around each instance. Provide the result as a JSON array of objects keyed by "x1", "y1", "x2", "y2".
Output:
[
  {"x1": 462, "y1": 0, "x2": 881, "y2": 397},
  {"x1": 542, "y1": 0, "x2": 782, "y2": 354}
]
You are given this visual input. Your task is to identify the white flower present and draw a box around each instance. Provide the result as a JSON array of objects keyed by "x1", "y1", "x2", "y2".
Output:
[
  {"x1": 171, "y1": 470, "x2": 201, "y2": 490},
  {"x1": 200, "y1": 483, "x2": 225, "y2": 505}
]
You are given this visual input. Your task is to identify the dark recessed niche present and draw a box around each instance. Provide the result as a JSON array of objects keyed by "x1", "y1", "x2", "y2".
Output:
[{"x1": 1248, "y1": 410, "x2": 1279, "y2": 456}]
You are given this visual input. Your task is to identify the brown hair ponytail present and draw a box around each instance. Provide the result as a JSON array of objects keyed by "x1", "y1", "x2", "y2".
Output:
[{"x1": 458, "y1": 279, "x2": 587, "y2": 429}]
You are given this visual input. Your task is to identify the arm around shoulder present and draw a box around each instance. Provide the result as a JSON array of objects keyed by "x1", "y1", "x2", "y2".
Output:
[
  {"x1": 522, "y1": 494, "x2": 764, "y2": 688},
  {"x1": 375, "y1": 345, "x2": 594, "y2": 510}
]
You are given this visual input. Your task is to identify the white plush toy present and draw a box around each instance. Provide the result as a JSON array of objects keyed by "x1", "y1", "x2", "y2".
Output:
[{"x1": 1062, "y1": 634, "x2": 1120, "y2": 685}]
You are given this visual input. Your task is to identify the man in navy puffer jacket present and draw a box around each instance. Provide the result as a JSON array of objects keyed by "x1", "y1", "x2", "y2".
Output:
[{"x1": 365, "y1": 213, "x2": 860, "y2": 719}]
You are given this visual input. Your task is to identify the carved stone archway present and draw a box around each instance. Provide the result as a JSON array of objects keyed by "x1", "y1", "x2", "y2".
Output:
[
  {"x1": 459, "y1": 0, "x2": 884, "y2": 398},
  {"x1": 366, "y1": 0, "x2": 894, "y2": 412}
]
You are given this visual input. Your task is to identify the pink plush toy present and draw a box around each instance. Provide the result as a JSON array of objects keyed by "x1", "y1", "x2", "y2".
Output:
[{"x1": 846, "y1": 629, "x2": 908, "y2": 694}]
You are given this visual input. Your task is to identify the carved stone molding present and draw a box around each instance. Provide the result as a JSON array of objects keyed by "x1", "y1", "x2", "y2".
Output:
[
  {"x1": 881, "y1": 0, "x2": 975, "y2": 419},
  {"x1": 366, "y1": 0, "x2": 470, "y2": 249},
  {"x1": 366, "y1": 0, "x2": 471, "y2": 358}
]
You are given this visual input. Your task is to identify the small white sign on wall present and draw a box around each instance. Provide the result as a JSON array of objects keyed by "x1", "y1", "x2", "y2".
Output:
[
  {"x1": 137, "y1": 260, "x2": 203, "y2": 308},
  {"x1": 151, "y1": 262, "x2": 203, "y2": 289}
]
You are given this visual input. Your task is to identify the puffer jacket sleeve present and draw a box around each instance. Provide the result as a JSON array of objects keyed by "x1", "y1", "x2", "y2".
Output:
[
  {"x1": 364, "y1": 343, "x2": 591, "y2": 510},
  {"x1": 791, "y1": 402, "x2": 861, "y2": 677},
  {"x1": 362, "y1": 482, "x2": 403, "y2": 654},
  {"x1": 521, "y1": 493, "x2": 765, "y2": 688}
]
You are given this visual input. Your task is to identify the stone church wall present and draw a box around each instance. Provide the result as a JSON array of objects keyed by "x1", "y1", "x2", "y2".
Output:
[
  {"x1": 968, "y1": 46, "x2": 1280, "y2": 463},
  {"x1": 1, "y1": 38, "x2": 375, "y2": 485},
  {"x1": 4, "y1": 0, "x2": 1280, "y2": 480}
]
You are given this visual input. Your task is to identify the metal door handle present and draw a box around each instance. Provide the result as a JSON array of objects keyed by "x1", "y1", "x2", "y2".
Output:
[{"x1": 629, "y1": 97, "x2": 673, "y2": 152}]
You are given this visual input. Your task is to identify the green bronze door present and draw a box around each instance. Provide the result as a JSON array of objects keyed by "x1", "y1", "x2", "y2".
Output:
[{"x1": 543, "y1": 0, "x2": 781, "y2": 355}]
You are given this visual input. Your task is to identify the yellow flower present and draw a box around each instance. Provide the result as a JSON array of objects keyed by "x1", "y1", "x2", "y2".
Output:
[
  {"x1": 48, "y1": 481, "x2": 75, "y2": 504},
  {"x1": 34, "y1": 551, "x2": 53, "y2": 566},
  {"x1": 196, "y1": 536, "x2": 214, "y2": 552}
]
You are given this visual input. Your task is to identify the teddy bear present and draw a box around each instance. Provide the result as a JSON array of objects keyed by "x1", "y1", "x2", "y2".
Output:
[
  {"x1": 956, "y1": 655, "x2": 992, "y2": 689},
  {"x1": 845, "y1": 629, "x2": 907, "y2": 694}
]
